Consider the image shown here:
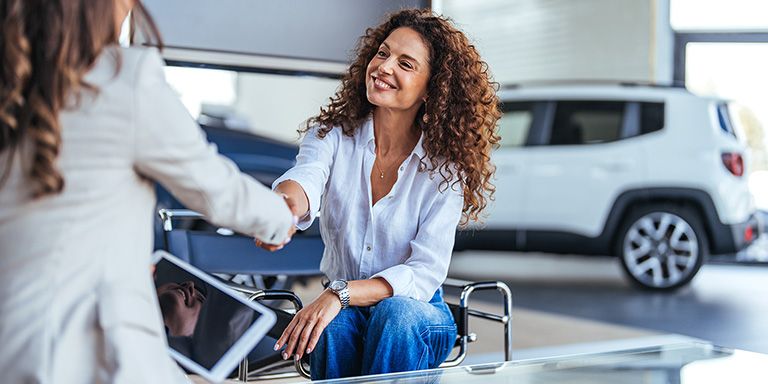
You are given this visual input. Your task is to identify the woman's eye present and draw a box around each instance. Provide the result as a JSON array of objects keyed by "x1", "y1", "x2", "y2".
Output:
[
  {"x1": 401, "y1": 61, "x2": 413, "y2": 69},
  {"x1": 377, "y1": 50, "x2": 387, "y2": 57}
]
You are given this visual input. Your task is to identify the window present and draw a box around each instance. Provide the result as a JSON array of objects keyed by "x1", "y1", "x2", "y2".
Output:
[
  {"x1": 717, "y1": 103, "x2": 737, "y2": 138},
  {"x1": 549, "y1": 101, "x2": 624, "y2": 145},
  {"x1": 498, "y1": 102, "x2": 534, "y2": 147},
  {"x1": 671, "y1": 0, "x2": 768, "y2": 31},
  {"x1": 163, "y1": 65, "x2": 340, "y2": 143},
  {"x1": 640, "y1": 102, "x2": 665, "y2": 134}
]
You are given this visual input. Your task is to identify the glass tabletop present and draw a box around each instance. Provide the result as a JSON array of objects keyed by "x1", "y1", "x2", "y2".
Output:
[{"x1": 314, "y1": 342, "x2": 768, "y2": 383}]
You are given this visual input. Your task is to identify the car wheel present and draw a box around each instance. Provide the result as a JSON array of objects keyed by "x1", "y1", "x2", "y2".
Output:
[{"x1": 617, "y1": 204, "x2": 707, "y2": 290}]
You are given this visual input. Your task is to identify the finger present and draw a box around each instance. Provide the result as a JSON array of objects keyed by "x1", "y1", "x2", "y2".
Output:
[
  {"x1": 284, "y1": 318, "x2": 306, "y2": 359},
  {"x1": 295, "y1": 319, "x2": 317, "y2": 359},
  {"x1": 260, "y1": 243, "x2": 281, "y2": 252},
  {"x1": 306, "y1": 320, "x2": 327, "y2": 355},
  {"x1": 276, "y1": 318, "x2": 299, "y2": 355}
]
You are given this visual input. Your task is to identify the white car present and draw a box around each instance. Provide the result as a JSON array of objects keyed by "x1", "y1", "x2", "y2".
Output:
[{"x1": 457, "y1": 83, "x2": 760, "y2": 290}]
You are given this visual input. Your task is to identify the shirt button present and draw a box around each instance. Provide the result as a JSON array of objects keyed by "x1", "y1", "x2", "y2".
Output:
[
  {"x1": 399, "y1": 166, "x2": 404, "y2": 171},
  {"x1": 366, "y1": 245, "x2": 372, "y2": 251},
  {"x1": 361, "y1": 274, "x2": 368, "y2": 279}
]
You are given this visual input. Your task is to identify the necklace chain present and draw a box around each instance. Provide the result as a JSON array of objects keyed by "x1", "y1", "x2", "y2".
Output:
[{"x1": 374, "y1": 150, "x2": 408, "y2": 179}]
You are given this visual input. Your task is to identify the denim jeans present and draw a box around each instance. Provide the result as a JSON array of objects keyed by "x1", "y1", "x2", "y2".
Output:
[{"x1": 309, "y1": 288, "x2": 457, "y2": 380}]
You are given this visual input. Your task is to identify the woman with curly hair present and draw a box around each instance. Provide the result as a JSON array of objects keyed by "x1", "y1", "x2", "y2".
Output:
[{"x1": 269, "y1": 8, "x2": 500, "y2": 379}]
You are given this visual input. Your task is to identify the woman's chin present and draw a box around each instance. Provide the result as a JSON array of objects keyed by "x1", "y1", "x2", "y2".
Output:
[{"x1": 366, "y1": 95, "x2": 397, "y2": 110}]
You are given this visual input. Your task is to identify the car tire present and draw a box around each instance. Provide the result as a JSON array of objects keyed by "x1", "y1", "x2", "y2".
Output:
[{"x1": 616, "y1": 204, "x2": 707, "y2": 291}]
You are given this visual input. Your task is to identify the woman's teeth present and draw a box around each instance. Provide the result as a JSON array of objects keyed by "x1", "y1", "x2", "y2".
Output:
[{"x1": 375, "y1": 78, "x2": 394, "y2": 89}]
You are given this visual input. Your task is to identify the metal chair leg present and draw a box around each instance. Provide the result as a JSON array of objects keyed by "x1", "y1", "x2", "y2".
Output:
[{"x1": 441, "y1": 279, "x2": 514, "y2": 367}]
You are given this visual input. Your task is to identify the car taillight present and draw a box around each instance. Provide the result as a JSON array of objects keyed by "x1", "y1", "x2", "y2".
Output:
[
  {"x1": 745, "y1": 225, "x2": 754, "y2": 242},
  {"x1": 721, "y1": 152, "x2": 744, "y2": 177}
]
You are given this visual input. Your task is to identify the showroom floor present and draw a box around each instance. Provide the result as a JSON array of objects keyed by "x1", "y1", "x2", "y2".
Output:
[
  {"x1": 448, "y1": 249, "x2": 768, "y2": 355},
  {"x1": 197, "y1": 247, "x2": 768, "y2": 383}
]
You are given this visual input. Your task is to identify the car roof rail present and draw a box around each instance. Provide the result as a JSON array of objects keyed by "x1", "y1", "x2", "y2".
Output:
[{"x1": 501, "y1": 79, "x2": 687, "y2": 90}]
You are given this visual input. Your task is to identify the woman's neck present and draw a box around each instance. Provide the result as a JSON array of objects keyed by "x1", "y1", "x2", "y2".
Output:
[{"x1": 372, "y1": 108, "x2": 420, "y2": 156}]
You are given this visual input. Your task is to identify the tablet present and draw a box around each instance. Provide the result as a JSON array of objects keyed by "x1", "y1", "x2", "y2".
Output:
[{"x1": 152, "y1": 250, "x2": 276, "y2": 383}]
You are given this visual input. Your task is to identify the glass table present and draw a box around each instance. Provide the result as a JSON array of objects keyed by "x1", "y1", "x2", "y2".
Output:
[{"x1": 314, "y1": 342, "x2": 768, "y2": 383}]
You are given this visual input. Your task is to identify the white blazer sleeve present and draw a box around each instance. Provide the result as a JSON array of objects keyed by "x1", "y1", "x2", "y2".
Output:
[{"x1": 131, "y1": 48, "x2": 293, "y2": 244}]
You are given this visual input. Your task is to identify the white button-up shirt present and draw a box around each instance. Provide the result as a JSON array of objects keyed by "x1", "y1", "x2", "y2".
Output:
[{"x1": 273, "y1": 117, "x2": 463, "y2": 301}]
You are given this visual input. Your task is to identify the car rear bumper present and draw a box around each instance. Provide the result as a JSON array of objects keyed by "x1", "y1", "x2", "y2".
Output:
[{"x1": 714, "y1": 213, "x2": 761, "y2": 255}]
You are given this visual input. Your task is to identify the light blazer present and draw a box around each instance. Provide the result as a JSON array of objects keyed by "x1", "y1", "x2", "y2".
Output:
[{"x1": 0, "y1": 46, "x2": 293, "y2": 383}]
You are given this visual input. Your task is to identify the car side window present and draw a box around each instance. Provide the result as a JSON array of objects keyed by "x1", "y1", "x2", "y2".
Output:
[
  {"x1": 640, "y1": 102, "x2": 665, "y2": 134},
  {"x1": 549, "y1": 101, "x2": 625, "y2": 145},
  {"x1": 498, "y1": 102, "x2": 534, "y2": 147}
]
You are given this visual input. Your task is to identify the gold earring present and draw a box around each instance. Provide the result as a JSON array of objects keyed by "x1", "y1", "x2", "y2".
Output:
[{"x1": 422, "y1": 114, "x2": 429, "y2": 124}]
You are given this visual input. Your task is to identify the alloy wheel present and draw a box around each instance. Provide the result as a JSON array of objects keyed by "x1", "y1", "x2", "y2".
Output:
[{"x1": 622, "y1": 212, "x2": 700, "y2": 289}]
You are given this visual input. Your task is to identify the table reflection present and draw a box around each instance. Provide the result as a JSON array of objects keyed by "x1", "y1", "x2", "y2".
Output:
[{"x1": 314, "y1": 343, "x2": 768, "y2": 384}]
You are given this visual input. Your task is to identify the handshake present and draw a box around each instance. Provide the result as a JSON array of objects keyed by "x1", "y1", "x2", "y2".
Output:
[{"x1": 255, "y1": 181, "x2": 308, "y2": 251}]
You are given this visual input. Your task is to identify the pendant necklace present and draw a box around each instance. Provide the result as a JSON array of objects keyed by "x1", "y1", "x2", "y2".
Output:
[{"x1": 374, "y1": 149, "x2": 406, "y2": 179}]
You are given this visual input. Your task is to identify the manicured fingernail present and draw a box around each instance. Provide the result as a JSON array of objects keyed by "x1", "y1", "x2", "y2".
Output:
[
  {"x1": 273, "y1": 343, "x2": 280, "y2": 351},
  {"x1": 282, "y1": 352, "x2": 288, "y2": 360},
  {"x1": 285, "y1": 237, "x2": 292, "y2": 244},
  {"x1": 294, "y1": 355, "x2": 300, "y2": 361},
  {"x1": 306, "y1": 347, "x2": 312, "y2": 354}
]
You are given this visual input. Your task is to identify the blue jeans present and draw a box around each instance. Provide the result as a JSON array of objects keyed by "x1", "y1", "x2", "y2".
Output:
[{"x1": 309, "y1": 288, "x2": 457, "y2": 380}]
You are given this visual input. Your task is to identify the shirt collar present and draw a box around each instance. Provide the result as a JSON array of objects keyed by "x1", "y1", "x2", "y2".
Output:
[{"x1": 361, "y1": 115, "x2": 426, "y2": 160}]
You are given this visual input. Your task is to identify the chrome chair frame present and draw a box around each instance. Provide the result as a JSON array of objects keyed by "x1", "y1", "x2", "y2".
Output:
[{"x1": 157, "y1": 209, "x2": 513, "y2": 381}]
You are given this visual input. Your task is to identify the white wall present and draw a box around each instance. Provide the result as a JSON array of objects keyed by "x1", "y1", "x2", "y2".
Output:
[{"x1": 436, "y1": 0, "x2": 673, "y2": 85}]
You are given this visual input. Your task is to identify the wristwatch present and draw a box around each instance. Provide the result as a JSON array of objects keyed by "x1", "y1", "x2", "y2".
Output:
[{"x1": 328, "y1": 279, "x2": 350, "y2": 309}]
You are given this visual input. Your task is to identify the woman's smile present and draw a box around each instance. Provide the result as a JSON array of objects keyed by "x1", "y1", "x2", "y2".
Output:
[{"x1": 372, "y1": 75, "x2": 397, "y2": 90}]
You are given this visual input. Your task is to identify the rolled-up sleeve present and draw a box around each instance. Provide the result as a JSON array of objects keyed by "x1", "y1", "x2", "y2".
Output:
[
  {"x1": 272, "y1": 127, "x2": 338, "y2": 231},
  {"x1": 373, "y1": 184, "x2": 464, "y2": 301},
  {"x1": 132, "y1": 48, "x2": 294, "y2": 244}
]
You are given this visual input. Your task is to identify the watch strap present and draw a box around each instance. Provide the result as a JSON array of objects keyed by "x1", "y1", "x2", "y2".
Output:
[{"x1": 330, "y1": 280, "x2": 350, "y2": 309}]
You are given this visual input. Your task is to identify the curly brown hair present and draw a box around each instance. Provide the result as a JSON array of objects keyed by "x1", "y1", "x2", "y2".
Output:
[
  {"x1": 306, "y1": 8, "x2": 501, "y2": 225},
  {"x1": 0, "y1": 0, "x2": 162, "y2": 198}
]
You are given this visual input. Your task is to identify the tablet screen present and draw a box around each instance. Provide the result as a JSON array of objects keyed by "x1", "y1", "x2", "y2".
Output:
[{"x1": 154, "y1": 257, "x2": 264, "y2": 372}]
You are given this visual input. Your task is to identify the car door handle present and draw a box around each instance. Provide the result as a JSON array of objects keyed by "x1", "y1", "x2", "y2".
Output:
[{"x1": 597, "y1": 161, "x2": 632, "y2": 172}]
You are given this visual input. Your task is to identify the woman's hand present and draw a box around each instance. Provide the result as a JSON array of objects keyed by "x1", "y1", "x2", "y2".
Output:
[
  {"x1": 255, "y1": 192, "x2": 299, "y2": 251},
  {"x1": 254, "y1": 223, "x2": 296, "y2": 251},
  {"x1": 274, "y1": 289, "x2": 342, "y2": 361}
]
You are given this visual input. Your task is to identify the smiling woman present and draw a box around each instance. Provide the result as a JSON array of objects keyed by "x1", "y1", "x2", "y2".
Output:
[{"x1": 268, "y1": 8, "x2": 501, "y2": 381}]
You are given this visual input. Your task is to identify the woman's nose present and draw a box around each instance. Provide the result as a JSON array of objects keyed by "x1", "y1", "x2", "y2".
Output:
[{"x1": 378, "y1": 58, "x2": 395, "y2": 75}]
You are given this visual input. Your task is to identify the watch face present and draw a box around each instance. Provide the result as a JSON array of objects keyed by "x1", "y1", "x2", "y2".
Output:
[{"x1": 330, "y1": 280, "x2": 346, "y2": 291}]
